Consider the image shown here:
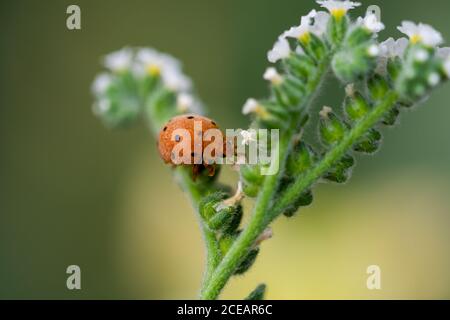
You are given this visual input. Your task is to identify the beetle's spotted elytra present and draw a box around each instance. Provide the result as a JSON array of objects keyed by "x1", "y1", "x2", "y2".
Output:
[{"x1": 158, "y1": 114, "x2": 232, "y2": 180}]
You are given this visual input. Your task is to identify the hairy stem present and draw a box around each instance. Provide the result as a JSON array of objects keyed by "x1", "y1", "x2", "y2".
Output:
[
  {"x1": 269, "y1": 91, "x2": 399, "y2": 220},
  {"x1": 145, "y1": 114, "x2": 221, "y2": 294},
  {"x1": 175, "y1": 168, "x2": 221, "y2": 289},
  {"x1": 200, "y1": 57, "x2": 331, "y2": 300}
]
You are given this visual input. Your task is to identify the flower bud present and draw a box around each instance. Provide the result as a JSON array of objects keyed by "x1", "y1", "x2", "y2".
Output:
[
  {"x1": 286, "y1": 142, "x2": 316, "y2": 176},
  {"x1": 327, "y1": 15, "x2": 349, "y2": 48},
  {"x1": 353, "y1": 128, "x2": 382, "y2": 154},
  {"x1": 368, "y1": 74, "x2": 390, "y2": 102},
  {"x1": 382, "y1": 107, "x2": 400, "y2": 126},
  {"x1": 344, "y1": 88, "x2": 371, "y2": 121},
  {"x1": 284, "y1": 54, "x2": 316, "y2": 82},
  {"x1": 387, "y1": 57, "x2": 403, "y2": 82},
  {"x1": 234, "y1": 248, "x2": 259, "y2": 275},
  {"x1": 199, "y1": 191, "x2": 243, "y2": 232},
  {"x1": 242, "y1": 182, "x2": 260, "y2": 198},
  {"x1": 332, "y1": 43, "x2": 378, "y2": 83},
  {"x1": 323, "y1": 154, "x2": 354, "y2": 184},
  {"x1": 219, "y1": 233, "x2": 238, "y2": 256},
  {"x1": 240, "y1": 165, "x2": 264, "y2": 185},
  {"x1": 245, "y1": 284, "x2": 266, "y2": 300},
  {"x1": 319, "y1": 107, "x2": 347, "y2": 146},
  {"x1": 395, "y1": 44, "x2": 443, "y2": 101},
  {"x1": 346, "y1": 26, "x2": 374, "y2": 48},
  {"x1": 283, "y1": 190, "x2": 314, "y2": 218},
  {"x1": 299, "y1": 33, "x2": 328, "y2": 62}
]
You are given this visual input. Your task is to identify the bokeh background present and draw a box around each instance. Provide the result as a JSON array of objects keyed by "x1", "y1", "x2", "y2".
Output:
[{"x1": 1, "y1": 0, "x2": 450, "y2": 299}]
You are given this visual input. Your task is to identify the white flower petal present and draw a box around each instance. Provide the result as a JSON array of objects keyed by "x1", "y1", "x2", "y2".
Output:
[
  {"x1": 282, "y1": 10, "x2": 329, "y2": 40},
  {"x1": 92, "y1": 73, "x2": 113, "y2": 95},
  {"x1": 437, "y1": 47, "x2": 450, "y2": 59},
  {"x1": 398, "y1": 21, "x2": 443, "y2": 47},
  {"x1": 267, "y1": 38, "x2": 291, "y2": 63},
  {"x1": 380, "y1": 37, "x2": 408, "y2": 59},
  {"x1": 104, "y1": 48, "x2": 133, "y2": 72},
  {"x1": 242, "y1": 98, "x2": 260, "y2": 115},
  {"x1": 263, "y1": 67, "x2": 283, "y2": 84},
  {"x1": 316, "y1": 0, "x2": 361, "y2": 15},
  {"x1": 444, "y1": 58, "x2": 450, "y2": 78},
  {"x1": 359, "y1": 13, "x2": 385, "y2": 33}
]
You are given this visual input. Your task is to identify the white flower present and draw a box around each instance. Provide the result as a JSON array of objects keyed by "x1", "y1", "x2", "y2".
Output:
[
  {"x1": 313, "y1": 11, "x2": 331, "y2": 35},
  {"x1": 316, "y1": 0, "x2": 361, "y2": 18},
  {"x1": 104, "y1": 48, "x2": 133, "y2": 72},
  {"x1": 367, "y1": 44, "x2": 380, "y2": 57},
  {"x1": 282, "y1": 10, "x2": 330, "y2": 42},
  {"x1": 437, "y1": 47, "x2": 450, "y2": 59},
  {"x1": 397, "y1": 21, "x2": 443, "y2": 47},
  {"x1": 444, "y1": 58, "x2": 450, "y2": 78},
  {"x1": 283, "y1": 10, "x2": 317, "y2": 40},
  {"x1": 162, "y1": 69, "x2": 192, "y2": 92},
  {"x1": 242, "y1": 98, "x2": 260, "y2": 115},
  {"x1": 357, "y1": 13, "x2": 385, "y2": 33},
  {"x1": 240, "y1": 130, "x2": 257, "y2": 146},
  {"x1": 177, "y1": 93, "x2": 194, "y2": 111},
  {"x1": 380, "y1": 37, "x2": 409, "y2": 59},
  {"x1": 414, "y1": 49, "x2": 429, "y2": 62},
  {"x1": 263, "y1": 67, "x2": 283, "y2": 85},
  {"x1": 92, "y1": 73, "x2": 113, "y2": 95},
  {"x1": 428, "y1": 73, "x2": 440, "y2": 86},
  {"x1": 267, "y1": 37, "x2": 291, "y2": 63},
  {"x1": 376, "y1": 38, "x2": 408, "y2": 75},
  {"x1": 176, "y1": 93, "x2": 203, "y2": 114},
  {"x1": 93, "y1": 99, "x2": 111, "y2": 116},
  {"x1": 135, "y1": 48, "x2": 192, "y2": 92}
]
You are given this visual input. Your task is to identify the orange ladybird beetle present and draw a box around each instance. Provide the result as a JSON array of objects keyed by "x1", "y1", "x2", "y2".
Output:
[{"x1": 158, "y1": 114, "x2": 230, "y2": 180}]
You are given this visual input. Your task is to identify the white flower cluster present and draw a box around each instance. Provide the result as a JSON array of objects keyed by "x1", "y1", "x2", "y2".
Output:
[
  {"x1": 267, "y1": 9, "x2": 330, "y2": 63},
  {"x1": 376, "y1": 22, "x2": 450, "y2": 78},
  {"x1": 93, "y1": 47, "x2": 203, "y2": 114},
  {"x1": 398, "y1": 21, "x2": 443, "y2": 47},
  {"x1": 317, "y1": 0, "x2": 360, "y2": 18},
  {"x1": 357, "y1": 13, "x2": 385, "y2": 33}
]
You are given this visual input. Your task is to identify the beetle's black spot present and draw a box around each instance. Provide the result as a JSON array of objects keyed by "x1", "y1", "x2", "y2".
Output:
[
  {"x1": 174, "y1": 135, "x2": 181, "y2": 142},
  {"x1": 191, "y1": 152, "x2": 195, "y2": 157},
  {"x1": 163, "y1": 126, "x2": 167, "y2": 132},
  {"x1": 187, "y1": 116, "x2": 195, "y2": 119},
  {"x1": 211, "y1": 121, "x2": 216, "y2": 125}
]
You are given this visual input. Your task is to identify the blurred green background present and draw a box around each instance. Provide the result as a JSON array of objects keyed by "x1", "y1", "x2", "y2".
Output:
[{"x1": 1, "y1": 0, "x2": 450, "y2": 299}]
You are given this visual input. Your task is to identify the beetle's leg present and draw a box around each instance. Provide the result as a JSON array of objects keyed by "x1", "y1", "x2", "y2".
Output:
[
  {"x1": 206, "y1": 164, "x2": 216, "y2": 177},
  {"x1": 192, "y1": 165, "x2": 200, "y2": 181}
]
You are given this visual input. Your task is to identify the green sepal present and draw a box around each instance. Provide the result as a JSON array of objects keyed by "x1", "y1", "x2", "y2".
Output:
[
  {"x1": 332, "y1": 43, "x2": 377, "y2": 83},
  {"x1": 320, "y1": 111, "x2": 347, "y2": 146},
  {"x1": 368, "y1": 74, "x2": 390, "y2": 102},
  {"x1": 282, "y1": 190, "x2": 313, "y2": 218},
  {"x1": 234, "y1": 248, "x2": 259, "y2": 275},
  {"x1": 381, "y1": 106, "x2": 400, "y2": 126},
  {"x1": 284, "y1": 54, "x2": 316, "y2": 82},
  {"x1": 353, "y1": 128, "x2": 382, "y2": 154},
  {"x1": 286, "y1": 142, "x2": 316, "y2": 176},
  {"x1": 345, "y1": 26, "x2": 373, "y2": 48},
  {"x1": 344, "y1": 91, "x2": 371, "y2": 121},
  {"x1": 245, "y1": 284, "x2": 267, "y2": 300},
  {"x1": 323, "y1": 154, "x2": 354, "y2": 184},
  {"x1": 198, "y1": 192, "x2": 227, "y2": 221},
  {"x1": 327, "y1": 15, "x2": 349, "y2": 48}
]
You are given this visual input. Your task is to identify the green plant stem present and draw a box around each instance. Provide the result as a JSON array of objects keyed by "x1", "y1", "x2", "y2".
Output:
[
  {"x1": 175, "y1": 168, "x2": 221, "y2": 289},
  {"x1": 145, "y1": 115, "x2": 221, "y2": 293},
  {"x1": 269, "y1": 91, "x2": 399, "y2": 220},
  {"x1": 200, "y1": 58, "x2": 331, "y2": 300}
]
